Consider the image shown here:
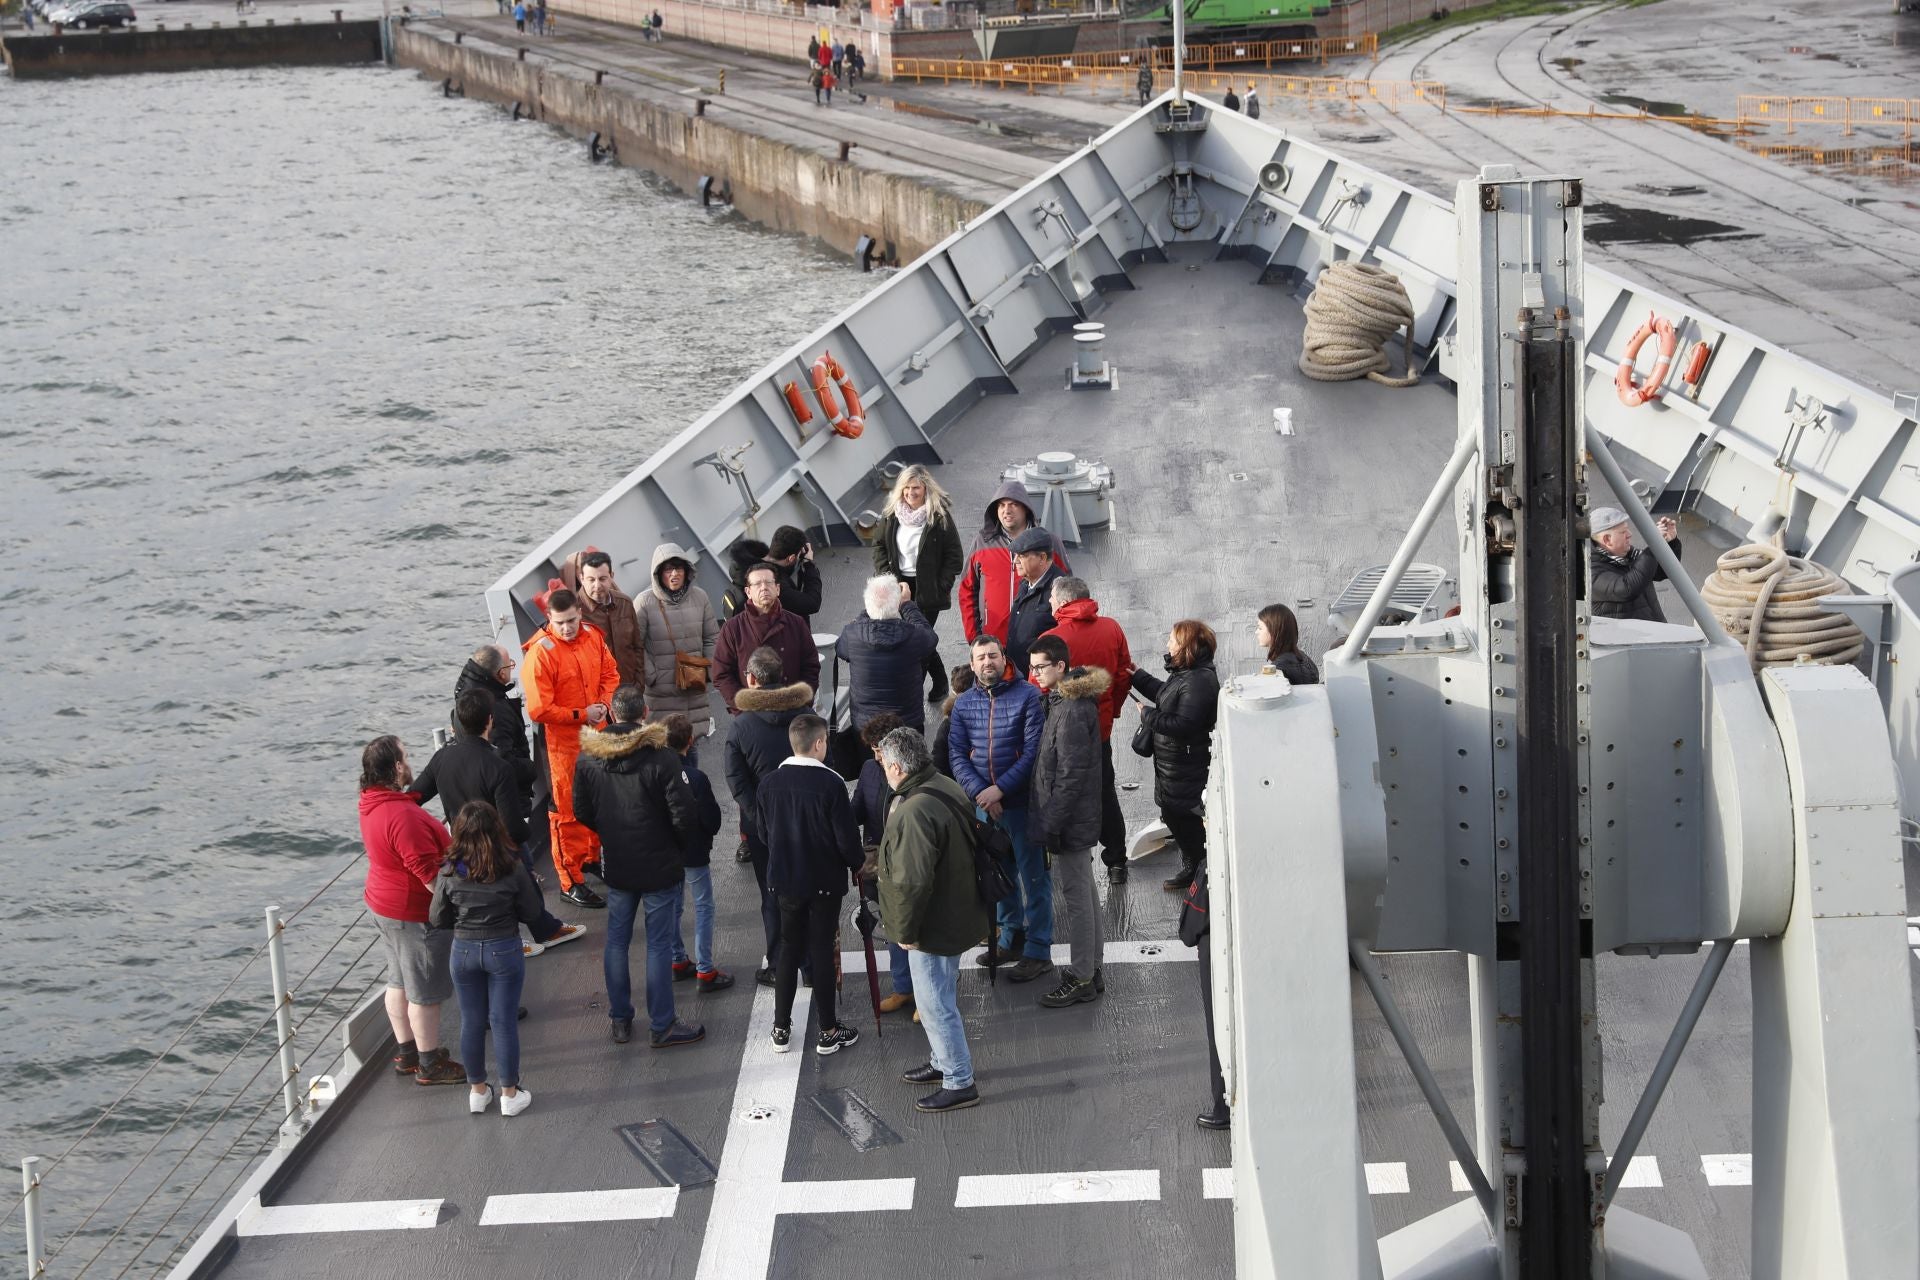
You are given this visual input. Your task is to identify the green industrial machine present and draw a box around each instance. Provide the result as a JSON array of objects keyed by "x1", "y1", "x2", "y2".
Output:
[{"x1": 1130, "y1": 0, "x2": 1327, "y2": 44}]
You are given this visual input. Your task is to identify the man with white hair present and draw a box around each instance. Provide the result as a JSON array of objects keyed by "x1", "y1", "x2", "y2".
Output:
[
  {"x1": 836, "y1": 575, "x2": 940, "y2": 733},
  {"x1": 1589, "y1": 505, "x2": 1680, "y2": 623}
]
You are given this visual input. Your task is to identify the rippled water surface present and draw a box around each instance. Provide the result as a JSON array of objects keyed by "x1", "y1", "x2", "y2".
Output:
[{"x1": 0, "y1": 62, "x2": 861, "y2": 1266}]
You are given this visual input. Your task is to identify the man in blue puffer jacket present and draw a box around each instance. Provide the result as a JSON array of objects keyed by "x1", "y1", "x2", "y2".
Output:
[{"x1": 945, "y1": 634, "x2": 1050, "y2": 983}]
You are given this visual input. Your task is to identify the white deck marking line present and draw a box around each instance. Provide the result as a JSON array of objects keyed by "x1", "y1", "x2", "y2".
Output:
[
  {"x1": 235, "y1": 1197, "x2": 442, "y2": 1235},
  {"x1": 1366, "y1": 1162, "x2": 1410, "y2": 1195},
  {"x1": 1203, "y1": 1168, "x2": 1233, "y2": 1199},
  {"x1": 1448, "y1": 1161, "x2": 1471, "y2": 1194},
  {"x1": 1609, "y1": 1155, "x2": 1663, "y2": 1189},
  {"x1": 477, "y1": 1187, "x2": 679, "y2": 1225},
  {"x1": 693, "y1": 986, "x2": 914, "y2": 1280},
  {"x1": 840, "y1": 940, "x2": 1196, "y2": 974},
  {"x1": 1701, "y1": 1154, "x2": 1753, "y2": 1187},
  {"x1": 954, "y1": 1170, "x2": 1161, "y2": 1207},
  {"x1": 776, "y1": 1179, "x2": 917, "y2": 1214}
]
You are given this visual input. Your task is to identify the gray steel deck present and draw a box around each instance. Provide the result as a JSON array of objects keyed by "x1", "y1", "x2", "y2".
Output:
[{"x1": 206, "y1": 252, "x2": 1773, "y2": 1279}]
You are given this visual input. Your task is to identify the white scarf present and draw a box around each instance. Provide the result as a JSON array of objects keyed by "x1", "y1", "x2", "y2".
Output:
[{"x1": 895, "y1": 501, "x2": 929, "y2": 528}]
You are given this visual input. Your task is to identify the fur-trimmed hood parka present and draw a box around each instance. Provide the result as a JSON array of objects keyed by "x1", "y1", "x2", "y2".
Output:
[
  {"x1": 572, "y1": 721, "x2": 700, "y2": 894},
  {"x1": 1029, "y1": 667, "x2": 1110, "y2": 849}
]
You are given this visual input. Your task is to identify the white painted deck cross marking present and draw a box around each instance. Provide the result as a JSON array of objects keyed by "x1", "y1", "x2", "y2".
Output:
[
  {"x1": 1449, "y1": 1161, "x2": 1472, "y2": 1194},
  {"x1": 235, "y1": 1197, "x2": 442, "y2": 1235},
  {"x1": 478, "y1": 1187, "x2": 679, "y2": 1225},
  {"x1": 693, "y1": 986, "x2": 915, "y2": 1280},
  {"x1": 1203, "y1": 1168, "x2": 1233, "y2": 1200},
  {"x1": 955, "y1": 1169, "x2": 1161, "y2": 1207},
  {"x1": 1205, "y1": 1163, "x2": 1408, "y2": 1199},
  {"x1": 1609, "y1": 1155, "x2": 1663, "y2": 1189},
  {"x1": 839, "y1": 939, "x2": 1195, "y2": 975},
  {"x1": 1702, "y1": 1154, "x2": 1753, "y2": 1187}
]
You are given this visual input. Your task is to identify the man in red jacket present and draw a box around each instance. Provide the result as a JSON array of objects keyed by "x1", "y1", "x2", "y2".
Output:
[
  {"x1": 358, "y1": 735, "x2": 466, "y2": 1086},
  {"x1": 958, "y1": 479, "x2": 1070, "y2": 647},
  {"x1": 713, "y1": 562, "x2": 821, "y2": 711},
  {"x1": 1041, "y1": 577, "x2": 1135, "y2": 883}
]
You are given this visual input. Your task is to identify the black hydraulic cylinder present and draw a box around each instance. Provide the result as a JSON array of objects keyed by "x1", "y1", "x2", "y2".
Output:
[{"x1": 1511, "y1": 312, "x2": 1590, "y2": 1278}]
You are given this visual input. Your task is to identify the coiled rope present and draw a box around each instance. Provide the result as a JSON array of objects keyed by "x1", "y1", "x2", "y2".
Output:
[
  {"x1": 1700, "y1": 540, "x2": 1865, "y2": 670},
  {"x1": 1298, "y1": 260, "x2": 1419, "y2": 387}
]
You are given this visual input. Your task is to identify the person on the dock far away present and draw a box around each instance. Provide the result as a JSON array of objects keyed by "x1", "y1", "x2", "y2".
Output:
[
  {"x1": 1588, "y1": 504, "x2": 1679, "y2": 623},
  {"x1": 958, "y1": 478, "x2": 1069, "y2": 655},
  {"x1": 1025, "y1": 635, "x2": 1108, "y2": 1009},
  {"x1": 522, "y1": 587, "x2": 620, "y2": 908},
  {"x1": 822, "y1": 66, "x2": 837, "y2": 106},
  {"x1": 1245, "y1": 83, "x2": 1260, "y2": 119},
  {"x1": 512, "y1": 0, "x2": 524, "y2": 32},
  {"x1": 877, "y1": 726, "x2": 988, "y2": 1113},
  {"x1": 430, "y1": 801, "x2": 546, "y2": 1117},
  {"x1": 410, "y1": 687, "x2": 586, "y2": 960},
  {"x1": 846, "y1": 41, "x2": 862, "y2": 83},
  {"x1": 808, "y1": 33, "x2": 819, "y2": 63},
  {"x1": 573, "y1": 685, "x2": 708, "y2": 1049},
  {"x1": 1129, "y1": 618, "x2": 1220, "y2": 894},
  {"x1": 725, "y1": 647, "x2": 816, "y2": 986},
  {"x1": 651, "y1": 8, "x2": 662, "y2": 38},
  {"x1": 759, "y1": 713, "x2": 866, "y2": 1056},
  {"x1": 1223, "y1": 84, "x2": 1241, "y2": 112},
  {"x1": 358, "y1": 735, "x2": 466, "y2": 1087},
  {"x1": 948, "y1": 634, "x2": 1051, "y2": 983},
  {"x1": 713, "y1": 561, "x2": 820, "y2": 712},
  {"x1": 1137, "y1": 62, "x2": 1152, "y2": 106},
  {"x1": 1041, "y1": 576, "x2": 1135, "y2": 885},
  {"x1": 663, "y1": 712, "x2": 733, "y2": 992},
  {"x1": 831, "y1": 41, "x2": 844, "y2": 86}
]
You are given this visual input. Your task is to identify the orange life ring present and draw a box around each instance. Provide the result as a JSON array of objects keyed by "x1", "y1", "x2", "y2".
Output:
[
  {"x1": 1615, "y1": 313, "x2": 1677, "y2": 408},
  {"x1": 811, "y1": 352, "x2": 865, "y2": 440}
]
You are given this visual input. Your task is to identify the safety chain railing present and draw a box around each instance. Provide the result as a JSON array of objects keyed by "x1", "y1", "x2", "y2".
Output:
[
  {"x1": 1737, "y1": 93, "x2": 1920, "y2": 138},
  {"x1": 5, "y1": 851, "x2": 381, "y2": 1280}
]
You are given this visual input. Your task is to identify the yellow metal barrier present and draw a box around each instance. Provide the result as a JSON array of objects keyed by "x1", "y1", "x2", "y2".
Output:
[
  {"x1": 1738, "y1": 93, "x2": 1920, "y2": 138},
  {"x1": 891, "y1": 56, "x2": 1439, "y2": 112}
]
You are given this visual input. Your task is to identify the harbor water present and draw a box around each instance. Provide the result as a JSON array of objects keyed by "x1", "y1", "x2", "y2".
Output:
[{"x1": 0, "y1": 62, "x2": 864, "y2": 1269}]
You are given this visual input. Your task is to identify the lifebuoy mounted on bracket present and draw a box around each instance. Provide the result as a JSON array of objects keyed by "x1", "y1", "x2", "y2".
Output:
[
  {"x1": 809, "y1": 352, "x2": 865, "y2": 439},
  {"x1": 1615, "y1": 312, "x2": 1678, "y2": 408}
]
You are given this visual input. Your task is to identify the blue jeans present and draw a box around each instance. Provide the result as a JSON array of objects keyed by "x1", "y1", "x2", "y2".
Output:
[
  {"x1": 605, "y1": 883, "x2": 683, "y2": 1034},
  {"x1": 673, "y1": 866, "x2": 716, "y2": 974},
  {"x1": 451, "y1": 937, "x2": 526, "y2": 1087},
  {"x1": 888, "y1": 941, "x2": 912, "y2": 995},
  {"x1": 991, "y1": 806, "x2": 1052, "y2": 960},
  {"x1": 907, "y1": 950, "x2": 971, "y2": 1089}
]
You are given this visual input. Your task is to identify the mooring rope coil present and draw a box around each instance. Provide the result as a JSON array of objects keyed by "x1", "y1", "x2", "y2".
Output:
[
  {"x1": 1699, "y1": 541, "x2": 1865, "y2": 669},
  {"x1": 1298, "y1": 260, "x2": 1419, "y2": 387}
]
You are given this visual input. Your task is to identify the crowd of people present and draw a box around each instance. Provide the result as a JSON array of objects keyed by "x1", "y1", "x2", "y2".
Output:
[
  {"x1": 804, "y1": 34, "x2": 864, "y2": 105},
  {"x1": 355, "y1": 462, "x2": 1326, "y2": 1122}
]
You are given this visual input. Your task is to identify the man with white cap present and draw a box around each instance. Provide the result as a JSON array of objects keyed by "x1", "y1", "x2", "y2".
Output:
[{"x1": 1589, "y1": 505, "x2": 1680, "y2": 623}]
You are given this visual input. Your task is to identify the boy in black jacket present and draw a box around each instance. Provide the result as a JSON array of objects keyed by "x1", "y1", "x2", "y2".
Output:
[
  {"x1": 665, "y1": 714, "x2": 732, "y2": 992},
  {"x1": 757, "y1": 714, "x2": 865, "y2": 1055}
]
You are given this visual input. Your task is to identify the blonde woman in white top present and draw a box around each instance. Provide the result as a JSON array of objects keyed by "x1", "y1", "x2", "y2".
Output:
[{"x1": 871, "y1": 465, "x2": 964, "y2": 702}]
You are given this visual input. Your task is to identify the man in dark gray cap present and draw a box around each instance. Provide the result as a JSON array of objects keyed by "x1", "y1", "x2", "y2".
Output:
[
  {"x1": 1589, "y1": 504, "x2": 1680, "y2": 622},
  {"x1": 1004, "y1": 527, "x2": 1064, "y2": 677}
]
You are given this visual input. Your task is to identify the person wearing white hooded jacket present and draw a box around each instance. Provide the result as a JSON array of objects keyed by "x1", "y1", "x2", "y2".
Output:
[{"x1": 633, "y1": 543, "x2": 721, "y2": 756}]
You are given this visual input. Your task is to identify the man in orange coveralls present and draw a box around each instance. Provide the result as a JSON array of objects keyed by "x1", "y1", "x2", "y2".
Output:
[{"x1": 522, "y1": 587, "x2": 621, "y2": 908}]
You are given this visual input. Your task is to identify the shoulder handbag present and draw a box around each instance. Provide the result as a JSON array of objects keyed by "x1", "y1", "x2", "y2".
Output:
[
  {"x1": 1177, "y1": 862, "x2": 1209, "y2": 948},
  {"x1": 923, "y1": 788, "x2": 1016, "y2": 906},
  {"x1": 652, "y1": 594, "x2": 711, "y2": 693},
  {"x1": 1130, "y1": 708, "x2": 1155, "y2": 759}
]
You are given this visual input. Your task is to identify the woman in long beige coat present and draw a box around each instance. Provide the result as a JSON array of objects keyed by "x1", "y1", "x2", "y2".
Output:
[{"x1": 633, "y1": 542, "x2": 720, "y2": 759}]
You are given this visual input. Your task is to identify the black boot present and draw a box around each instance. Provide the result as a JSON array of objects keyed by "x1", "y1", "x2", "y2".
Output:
[
  {"x1": 1162, "y1": 858, "x2": 1196, "y2": 893},
  {"x1": 925, "y1": 651, "x2": 948, "y2": 705}
]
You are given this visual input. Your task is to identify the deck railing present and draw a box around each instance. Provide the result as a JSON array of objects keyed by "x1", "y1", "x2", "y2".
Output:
[{"x1": 2, "y1": 854, "x2": 390, "y2": 1280}]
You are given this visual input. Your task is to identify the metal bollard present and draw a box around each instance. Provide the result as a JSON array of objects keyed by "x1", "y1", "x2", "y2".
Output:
[
  {"x1": 264, "y1": 907, "x2": 302, "y2": 1134},
  {"x1": 22, "y1": 1156, "x2": 45, "y2": 1279},
  {"x1": 594, "y1": 68, "x2": 604, "y2": 84},
  {"x1": 332, "y1": 7, "x2": 342, "y2": 18}
]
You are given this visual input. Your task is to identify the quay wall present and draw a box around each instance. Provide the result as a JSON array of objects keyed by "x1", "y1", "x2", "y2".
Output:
[
  {"x1": 391, "y1": 24, "x2": 986, "y2": 262},
  {"x1": 1, "y1": 19, "x2": 382, "y2": 78}
]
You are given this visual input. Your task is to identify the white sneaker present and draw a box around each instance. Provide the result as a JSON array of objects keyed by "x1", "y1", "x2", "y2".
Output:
[
  {"x1": 469, "y1": 1086, "x2": 494, "y2": 1115},
  {"x1": 541, "y1": 923, "x2": 588, "y2": 950},
  {"x1": 522, "y1": 941, "x2": 546, "y2": 959},
  {"x1": 500, "y1": 1088, "x2": 533, "y2": 1117}
]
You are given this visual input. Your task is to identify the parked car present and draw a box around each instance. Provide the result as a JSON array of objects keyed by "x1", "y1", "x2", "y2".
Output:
[
  {"x1": 74, "y1": 2, "x2": 136, "y2": 24},
  {"x1": 44, "y1": 0, "x2": 99, "y2": 21}
]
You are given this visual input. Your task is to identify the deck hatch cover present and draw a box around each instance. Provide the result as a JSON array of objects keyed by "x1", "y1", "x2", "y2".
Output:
[
  {"x1": 616, "y1": 1118, "x2": 718, "y2": 1188},
  {"x1": 811, "y1": 1087, "x2": 904, "y2": 1152}
]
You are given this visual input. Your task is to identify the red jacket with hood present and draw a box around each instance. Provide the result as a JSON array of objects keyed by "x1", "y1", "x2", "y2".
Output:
[
  {"x1": 360, "y1": 787, "x2": 450, "y2": 922},
  {"x1": 1043, "y1": 598, "x2": 1134, "y2": 739},
  {"x1": 958, "y1": 479, "x2": 1071, "y2": 647}
]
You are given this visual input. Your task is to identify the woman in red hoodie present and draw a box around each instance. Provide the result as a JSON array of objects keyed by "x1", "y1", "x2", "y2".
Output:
[{"x1": 359, "y1": 736, "x2": 465, "y2": 1086}]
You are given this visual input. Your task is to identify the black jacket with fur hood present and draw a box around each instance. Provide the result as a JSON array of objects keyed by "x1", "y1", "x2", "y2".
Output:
[
  {"x1": 723, "y1": 681, "x2": 815, "y2": 849},
  {"x1": 572, "y1": 721, "x2": 699, "y2": 894},
  {"x1": 1028, "y1": 667, "x2": 1110, "y2": 849}
]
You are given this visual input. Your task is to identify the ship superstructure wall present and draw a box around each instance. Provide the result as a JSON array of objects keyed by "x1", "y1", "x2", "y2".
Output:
[{"x1": 391, "y1": 24, "x2": 985, "y2": 262}]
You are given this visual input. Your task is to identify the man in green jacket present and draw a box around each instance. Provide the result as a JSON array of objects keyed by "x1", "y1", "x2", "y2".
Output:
[{"x1": 876, "y1": 728, "x2": 989, "y2": 1113}]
